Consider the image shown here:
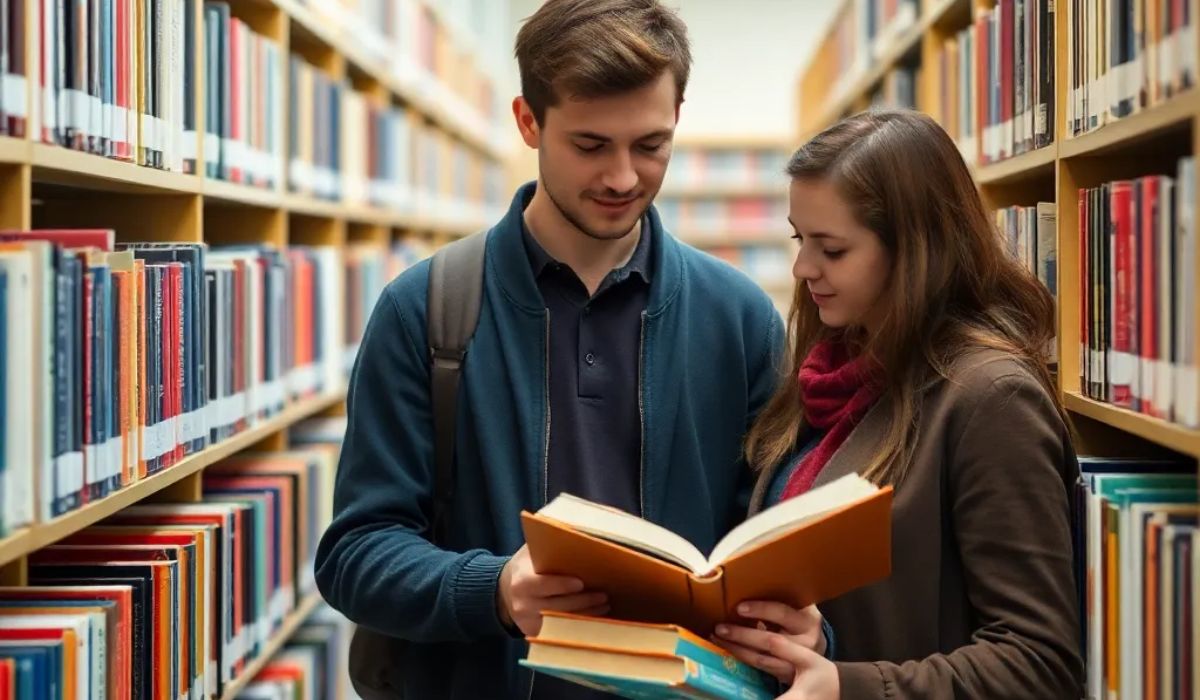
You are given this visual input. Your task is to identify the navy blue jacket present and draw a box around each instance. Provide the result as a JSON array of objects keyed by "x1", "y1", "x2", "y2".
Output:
[{"x1": 315, "y1": 182, "x2": 786, "y2": 698}]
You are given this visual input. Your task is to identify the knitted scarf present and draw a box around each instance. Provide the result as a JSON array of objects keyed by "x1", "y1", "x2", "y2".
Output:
[{"x1": 781, "y1": 338, "x2": 883, "y2": 500}]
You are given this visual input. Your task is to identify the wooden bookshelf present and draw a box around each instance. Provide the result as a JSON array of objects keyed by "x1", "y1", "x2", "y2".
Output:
[
  {"x1": 973, "y1": 145, "x2": 1057, "y2": 186},
  {"x1": 219, "y1": 592, "x2": 324, "y2": 700},
  {"x1": 0, "y1": 389, "x2": 346, "y2": 572}
]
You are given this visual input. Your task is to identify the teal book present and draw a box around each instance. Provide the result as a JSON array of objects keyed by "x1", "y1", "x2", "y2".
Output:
[
  {"x1": 522, "y1": 638, "x2": 775, "y2": 700},
  {"x1": 536, "y1": 611, "x2": 771, "y2": 691}
]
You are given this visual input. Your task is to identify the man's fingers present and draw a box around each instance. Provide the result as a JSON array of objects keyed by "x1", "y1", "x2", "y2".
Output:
[
  {"x1": 527, "y1": 591, "x2": 608, "y2": 614},
  {"x1": 517, "y1": 574, "x2": 585, "y2": 597}
]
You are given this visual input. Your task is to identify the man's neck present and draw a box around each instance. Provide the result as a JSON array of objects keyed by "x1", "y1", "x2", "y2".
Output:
[{"x1": 524, "y1": 185, "x2": 642, "y2": 296}]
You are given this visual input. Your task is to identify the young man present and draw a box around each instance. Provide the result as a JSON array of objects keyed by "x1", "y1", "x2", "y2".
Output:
[{"x1": 315, "y1": 1, "x2": 785, "y2": 697}]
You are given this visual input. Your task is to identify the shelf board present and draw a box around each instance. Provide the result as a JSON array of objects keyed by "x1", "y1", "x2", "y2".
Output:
[
  {"x1": 973, "y1": 144, "x2": 1058, "y2": 185},
  {"x1": 658, "y1": 183, "x2": 789, "y2": 198},
  {"x1": 285, "y1": 194, "x2": 345, "y2": 220},
  {"x1": 274, "y1": 0, "x2": 505, "y2": 160},
  {"x1": 1059, "y1": 91, "x2": 1200, "y2": 159},
  {"x1": 342, "y1": 203, "x2": 416, "y2": 228},
  {"x1": 678, "y1": 232, "x2": 790, "y2": 247},
  {"x1": 0, "y1": 389, "x2": 346, "y2": 569},
  {"x1": 806, "y1": 0, "x2": 967, "y2": 140},
  {"x1": 219, "y1": 592, "x2": 323, "y2": 700},
  {"x1": 0, "y1": 136, "x2": 29, "y2": 164},
  {"x1": 31, "y1": 144, "x2": 202, "y2": 194},
  {"x1": 672, "y1": 135, "x2": 792, "y2": 150},
  {"x1": 203, "y1": 178, "x2": 286, "y2": 209},
  {"x1": 1064, "y1": 392, "x2": 1200, "y2": 458}
]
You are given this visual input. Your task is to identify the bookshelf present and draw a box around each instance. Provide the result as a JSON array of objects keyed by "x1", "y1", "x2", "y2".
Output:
[
  {"x1": 657, "y1": 136, "x2": 795, "y2": 313},
  {"x1": 0, "y1": 0, "x2": 512, "y2": 696},
  {"x1": 799, "y1": 0, "x2": 1200, "y2": 696}
]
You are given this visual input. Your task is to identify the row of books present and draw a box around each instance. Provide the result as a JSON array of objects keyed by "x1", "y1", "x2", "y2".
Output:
[
  {"x1": 1076, "y1": 458, "x2": 1197, "y2": 700},
  {"x1": 654, "y1": 197, "x2": 790, "y2": 237},
  {"x1": 296, "y1": 0, "x2": 503, "y2": 147},
  {"x1": 0, "y1": 447, "x2": 336, "y2": 700},
  {"x1": 705, "y1": 246, "x2": 792, "y2": 289},
  {"x1": 36, "y1": 0, "x2": 197, "y2": 172},
  {"x1": 234, "y1": 604, "x2": 358, "y2": 700},
  {"x1": 204, "y1": 2, "x2": 285, "y2": 188},
  {"x1": 1067, "y1": 0, "x2": 1199, "y2": 137},
  {"x1": 934, "y1": 0, "x2": 1055, "y2": 166},
  {"x1": 288, "y1": 57, "x2": 343, "y2": 202},
  {"x1": 0, "y1": 0, "x2": 26, "y2": 139},
  {"x1": 343, "y1": 239, "x2": 433, "y2": 375},
  {"x1": 0, "y1": 230, "x2": 347, "y2": 533},
  {"x1": 995, "y1": 202, "x2": 1058, "y2": 297},
  {"x1": 825, "y1": 0, "x2": 919, "y2": 97},
  {"x1": 662, "y1": 148, "x2": 789, "y2": 189},
  {"x1": 1076, "y1": 157, "x2": 1198, "y2": 427}
]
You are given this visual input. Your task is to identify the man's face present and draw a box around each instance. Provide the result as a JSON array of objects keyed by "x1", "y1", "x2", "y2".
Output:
[{"x1": 516, "y1": 72, "x2": 679, "y2": 241}]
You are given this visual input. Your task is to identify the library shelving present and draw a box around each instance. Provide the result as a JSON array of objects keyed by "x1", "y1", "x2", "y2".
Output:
[
  {"x1": 0, "y1": 0, "x2": 513, "y2": 696},
  {"x1": 799, "y1": 0, "x2": 1200, "y2": 697},
  {"x1": 657, "y1": 136, "x2": 795, "y2": 313}
]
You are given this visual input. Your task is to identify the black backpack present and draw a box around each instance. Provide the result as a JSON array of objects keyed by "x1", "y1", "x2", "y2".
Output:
[{"x1": 347, "y1": 230, "x2": 488, "y2": 699}]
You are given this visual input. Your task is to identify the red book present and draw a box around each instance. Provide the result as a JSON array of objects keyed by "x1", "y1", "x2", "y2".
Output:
[
  {"x1": 230, "y1": 19, "x2": 243, "y2": 183},
  {"x1": 1000, "y1": 0, "x2": 1014, "y2": 160},
  {"x1": 1139, "y1": 177, "x2": 1160, "y2": 417},
  {"x1": 1110, "y1": 182, "x2": 1135, "y2": 408},
  {"x1": 171, "y1": 264, "x2": 185, "y2": 465},
  {"x1": 0, "y1": 229, "x2": 115, "y2": 250},
  {"x1": 976, "y1": 15, "x2": 989, "y2": 165}
]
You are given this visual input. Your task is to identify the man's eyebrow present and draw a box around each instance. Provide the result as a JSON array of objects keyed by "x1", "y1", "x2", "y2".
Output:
[{"x1": 566, "y1": 130, "x2": 673, "y2": 142}]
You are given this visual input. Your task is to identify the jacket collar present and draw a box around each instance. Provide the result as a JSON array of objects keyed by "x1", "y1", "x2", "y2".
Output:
[
  {"x1": 748, "y1": 398, "x2": 893, "y2": 515},
  {"x1": 489, "y1": 181, "x2": 683, "y2": 314}
]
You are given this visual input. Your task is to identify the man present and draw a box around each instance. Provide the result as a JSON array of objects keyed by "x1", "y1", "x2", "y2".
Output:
[{"x1": 314, "y1": 1, "x2": 785, "y2": 697}]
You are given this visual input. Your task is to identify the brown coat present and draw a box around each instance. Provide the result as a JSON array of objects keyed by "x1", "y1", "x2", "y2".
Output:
[{"x1": 748, "y1": 350, "x2": 1084, "y2": 699}]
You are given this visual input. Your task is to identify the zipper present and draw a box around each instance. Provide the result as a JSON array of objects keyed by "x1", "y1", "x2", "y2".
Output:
[
  {"x1": 638, "y1": 312, "x2": 647, "y2": 517},
  {"x1": 528, "y1": 310, "x2": 552, "y2": 700}
]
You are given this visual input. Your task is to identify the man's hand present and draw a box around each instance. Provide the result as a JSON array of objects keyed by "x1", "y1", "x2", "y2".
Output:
[{"x1": 497, "y1": 545, "x2": 609, "y2": 636}]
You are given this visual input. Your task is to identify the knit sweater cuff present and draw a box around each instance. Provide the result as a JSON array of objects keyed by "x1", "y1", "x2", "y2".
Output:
[{"x1": 454, "y1": 553, "x2": 512, "y2": 638}]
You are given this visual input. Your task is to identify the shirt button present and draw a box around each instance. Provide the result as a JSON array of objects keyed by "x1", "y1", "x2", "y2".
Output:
[{"x1": 585, "y1": 353, "x2": 596, "y2": 366}]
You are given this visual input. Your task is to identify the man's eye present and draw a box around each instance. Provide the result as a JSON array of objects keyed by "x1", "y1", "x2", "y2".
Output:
[{"x1": 575, "y1": 143, "x2": 604, "y2": 153}]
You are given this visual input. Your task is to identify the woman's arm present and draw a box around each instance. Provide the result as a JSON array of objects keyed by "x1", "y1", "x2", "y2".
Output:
[{"x1": 836, "y1": 372, "x2": 1083, "y2": 699}]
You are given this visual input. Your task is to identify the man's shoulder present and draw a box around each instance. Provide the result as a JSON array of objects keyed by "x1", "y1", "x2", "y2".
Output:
[{"x1": 379, "y1": 257, "x2": 434, "y2": 333}]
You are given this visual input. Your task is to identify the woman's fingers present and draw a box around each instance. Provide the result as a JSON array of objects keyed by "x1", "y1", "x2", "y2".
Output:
[
  {"x1": 736, "y1": 601, "x2": 818, "y2": 635},
  {"x1": 715, "y1": 622, "x2": 780, "y2": 654},
  {"x1": 712, "y1": 636, "x2": 794, "y2": 684}
]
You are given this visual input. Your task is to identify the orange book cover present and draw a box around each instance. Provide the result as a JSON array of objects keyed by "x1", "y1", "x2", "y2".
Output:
[
  {"x1": 1105, "y1": 508, "x2": 1119, "y2": 695},
  {"x1": 522, "y1": 475, "x2": 892, "y2": 636},
  {"x1": 113, "y1": 269, "x2": 132, "y2": 486},
  {"x1": 1146, "y1": 520, "x2": 1161, "y2": 700}
]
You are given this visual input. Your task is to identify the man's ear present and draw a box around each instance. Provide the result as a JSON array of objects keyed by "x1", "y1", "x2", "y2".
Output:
[{"x1": 513, "y1": 96, "x2": 540, "y2": 149}]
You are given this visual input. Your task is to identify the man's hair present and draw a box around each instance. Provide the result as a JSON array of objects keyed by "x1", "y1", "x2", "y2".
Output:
[{"x1": 515, "y1": 0, "x2": 692, "y2": 125}]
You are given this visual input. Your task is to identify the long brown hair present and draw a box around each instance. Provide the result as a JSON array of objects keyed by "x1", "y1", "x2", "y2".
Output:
[{"x1": 745, "y1": 109, "x2": 1062, "y2": 487}]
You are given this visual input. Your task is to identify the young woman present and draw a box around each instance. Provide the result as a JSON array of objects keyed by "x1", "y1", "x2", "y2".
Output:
[{"x1": 713, "y1": 110, "x2": 1083, "y2": 699}]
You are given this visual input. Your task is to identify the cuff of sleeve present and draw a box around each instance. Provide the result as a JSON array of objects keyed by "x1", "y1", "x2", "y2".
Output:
[
  {"x1": 821, "y1": 617, "x2": 836, "y2": 660},
  {"x1": 453, "y1": 552, "x2": 512, "y2": 638},
  {"x1": 837, "y1": 662, "x2": 889, "y2": 699}
]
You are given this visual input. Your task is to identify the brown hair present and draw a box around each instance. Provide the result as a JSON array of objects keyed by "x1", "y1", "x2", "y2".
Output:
[
  {"x1": 514, "y1": 0, "x2": 692, "y2": 125},
  {"x1": 745, "y1": 109, "x2": 1063, "y2": 487}
]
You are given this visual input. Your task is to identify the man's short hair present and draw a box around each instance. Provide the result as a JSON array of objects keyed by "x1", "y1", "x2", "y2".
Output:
[{"x1": 515, "y1": 0, "x2": 692, "y2": 125}]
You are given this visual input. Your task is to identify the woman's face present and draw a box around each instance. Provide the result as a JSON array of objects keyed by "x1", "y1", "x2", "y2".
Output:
[{"x1": 788, "y1": 177, "x2": 892, "y2": 334}]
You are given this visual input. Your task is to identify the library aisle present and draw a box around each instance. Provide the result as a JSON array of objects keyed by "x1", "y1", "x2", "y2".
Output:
[{"x1": 799, "y1": 0, "x2": 1199, "y2": 698}]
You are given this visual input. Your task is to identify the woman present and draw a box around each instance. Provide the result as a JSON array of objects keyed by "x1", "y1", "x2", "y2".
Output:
[{"x1": 713, "y1": 110, "x2": 1083, "y2": 699}]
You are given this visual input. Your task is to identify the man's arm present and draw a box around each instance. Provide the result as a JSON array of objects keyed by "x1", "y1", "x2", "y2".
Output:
[{"x1": 314, "y1": 278, "x2": 510, "y2": 643}]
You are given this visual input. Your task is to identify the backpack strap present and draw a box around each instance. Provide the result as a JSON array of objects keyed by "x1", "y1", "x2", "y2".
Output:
[{"x1": 426, "y1": 230, "x2": 488, "y2": 546}]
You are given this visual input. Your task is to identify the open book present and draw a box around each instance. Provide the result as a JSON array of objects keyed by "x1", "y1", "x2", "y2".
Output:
[{"x1": 522, "y1": 473, "x2": 892, "y2": 635}]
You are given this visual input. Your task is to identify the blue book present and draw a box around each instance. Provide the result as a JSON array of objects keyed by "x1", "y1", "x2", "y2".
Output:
[
  {"x1": 536, "y1": 611, "x2": 771, "y2": 691},
  {"x1": 522, "y1": 639, "x2": 773, "y2": 700}
]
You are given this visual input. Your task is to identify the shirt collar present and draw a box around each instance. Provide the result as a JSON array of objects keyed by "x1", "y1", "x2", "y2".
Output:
[{"x1": 521, "y1": 216, "x2": 653, "y2": 285}]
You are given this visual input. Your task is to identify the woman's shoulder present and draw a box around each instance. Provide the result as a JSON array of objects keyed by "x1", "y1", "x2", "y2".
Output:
[{"x1": 923, "y1": 347, "x2": 1061, "y2": 429}]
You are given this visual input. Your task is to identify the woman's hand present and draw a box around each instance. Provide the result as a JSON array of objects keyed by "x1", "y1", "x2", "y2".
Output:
[
  {"x1": 771, "y1": 636, "x2": 840, "y2": 700},
  {"x1": 712, "y1": 602, "x2": 826, "y2": 685}
]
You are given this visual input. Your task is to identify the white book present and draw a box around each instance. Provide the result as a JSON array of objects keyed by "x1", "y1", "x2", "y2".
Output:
[{"x1": 0, "y1": 250, "x2": 36, "y2": 531}]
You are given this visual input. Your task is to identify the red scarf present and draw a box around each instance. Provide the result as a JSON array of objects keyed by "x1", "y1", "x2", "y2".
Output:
[{"x1": 781, "y1": 338, "x2": 882, "y2": 500}]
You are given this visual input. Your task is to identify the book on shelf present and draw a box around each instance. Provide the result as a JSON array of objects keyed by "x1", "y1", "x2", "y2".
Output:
[
  {"x1": 1067, "y1": 0, "x2": 1199, "y2": 137},
  {"x1": 522, "y1": 473, "x2": 892, "y2": 637},
  {"x1": 1076, "y1": 157, "x2": 1197, "y2": 426},
  {"x1": 1074, "y1": 457, "x2": 1198, "y2": 700}
]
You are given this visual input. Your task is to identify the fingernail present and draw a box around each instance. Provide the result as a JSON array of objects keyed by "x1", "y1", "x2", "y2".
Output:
[
  {"x1": 738, "y1": 603, "x2": 751, "y2": 614},
  {"x1": 716, "y1": 625, "x2": 729, "y2": 636}
]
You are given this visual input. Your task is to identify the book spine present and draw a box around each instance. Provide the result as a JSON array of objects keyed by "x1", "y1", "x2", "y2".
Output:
[
  {"x1": 682, "y1": 659, "x2": 775, "y2": 700},
  {"x1": 674, "y1": 638, "x2": 771, "y2": 692}
]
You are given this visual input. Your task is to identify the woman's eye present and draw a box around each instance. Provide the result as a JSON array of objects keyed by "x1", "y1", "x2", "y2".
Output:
[{"x1": 824, "y1": 250, "x2": 846, "y2": 260}]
